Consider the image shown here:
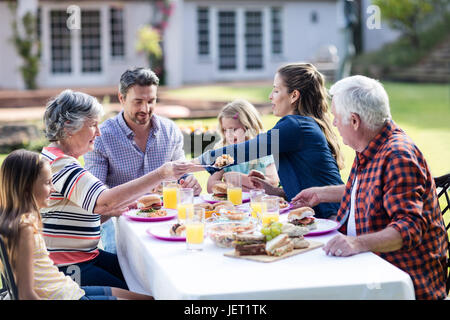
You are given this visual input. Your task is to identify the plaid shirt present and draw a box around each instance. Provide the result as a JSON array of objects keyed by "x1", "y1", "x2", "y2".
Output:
[
  {"x1": 84, "y1": 111, "x2": 185, "y2": 188},
  {"x1": 336, "y1": 120, "x2": 448, "y2": 300}
]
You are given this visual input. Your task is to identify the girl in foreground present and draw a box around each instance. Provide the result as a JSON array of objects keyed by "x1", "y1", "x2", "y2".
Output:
[{"x1": 0, "y1": 149, "x2": 151, "y2": 300}]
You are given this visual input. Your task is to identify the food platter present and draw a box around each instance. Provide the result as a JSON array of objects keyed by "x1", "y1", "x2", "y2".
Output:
[{"x1": 123, "y1": 208, "x2": 177, "y2": 222}]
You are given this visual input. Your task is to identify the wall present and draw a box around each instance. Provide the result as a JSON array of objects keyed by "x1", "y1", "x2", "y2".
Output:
[{"x1": 179, "y1": 1, "x2": 342, "y2": 86}]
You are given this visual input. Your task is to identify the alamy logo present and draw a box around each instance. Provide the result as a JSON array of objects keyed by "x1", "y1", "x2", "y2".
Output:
[
  {"x1": 66, "y1": 265, "x2": 81, "y2": 285},
  {"x1": 366, "y1": 5, "x2": 382, "y2": 30},
  {"x1": 66, "y1": 5, "x2": 81, "y2": 30}
]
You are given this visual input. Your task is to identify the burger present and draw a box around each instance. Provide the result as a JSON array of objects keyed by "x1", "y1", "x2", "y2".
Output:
[
  {"x1": 137, "y1": 194, "x2": 163, "y2": 213},
  {"x1": 287, "y1": 207, "x2": 317, "y2": 230},
  {"x1": 232, "y1": 233, "x2": 266, "y2": 256},
  {"x1": 265, "y1": 234, "x2": 294, "y2": 257},
  {"x1": 281, "y1": 223, "x2": 310, "y2": 249},
  {"x1": 212, "y1": 182, "x2": 228, "y2": 201}
]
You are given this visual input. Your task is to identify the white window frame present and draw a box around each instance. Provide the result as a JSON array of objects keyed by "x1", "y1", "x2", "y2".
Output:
[
  {"x1": 210, "y1": 5, "x2": 270, "y2": 80},
  {"x1": 39, "y1": 3, "x2": 110, "y2": 86}
]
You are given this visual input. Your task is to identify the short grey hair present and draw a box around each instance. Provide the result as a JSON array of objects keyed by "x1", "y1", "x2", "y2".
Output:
[
  {"x1": 329, "y1": 75, "x2": 391, "y2": 131},
  {"x1": 44, "y1": 89, "x2": 104, "y2": 142},
  {"x1": 119, "y1": 67, "x2": 159, "y2": 98}
]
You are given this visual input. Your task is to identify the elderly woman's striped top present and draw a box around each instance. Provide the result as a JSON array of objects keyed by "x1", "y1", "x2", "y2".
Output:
[{"x1": 40, "y1": 147, "x2": 107, "y2": 267}]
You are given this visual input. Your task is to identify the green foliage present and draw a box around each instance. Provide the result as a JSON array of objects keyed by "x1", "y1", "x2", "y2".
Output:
[
  {"x1": 352, "y1": 13, "x2": 450, "y2": 77},
  {"x1": 9, "y1": 3, "x2": 41, "y2": 90},
  {"x1": 373, "y1": 0, "x2": 435, "y2": 47}
]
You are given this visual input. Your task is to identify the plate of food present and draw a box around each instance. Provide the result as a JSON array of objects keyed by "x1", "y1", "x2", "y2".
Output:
[
  {"x1": 286, "y1": 207, "x2": 339, "y2": 236},
  {"x1": 124, "y1": 208, "x2": 177, "y2": 222},
  {"x1": 123, "y1": 194, "x2": 177, "y2": 222},
  {"x1": 146, "y1": 223, "x2": 186, "y2": 241}
]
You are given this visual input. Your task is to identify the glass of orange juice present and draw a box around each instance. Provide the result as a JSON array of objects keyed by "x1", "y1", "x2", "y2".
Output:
[
  {"x1": 186, "y1": 207, "x2": 205, "y2": 251},
  {"x1": 261, "y1": 195, "x2": 279, "y2": 226},
  {"x1": 250, "y1": 189, "x2": 266, "y2": 221},
  {"x1": 177, "y1": 188, "x2": 194, "y2": 222},
  {"x1": 225, "y1": 172, "x2": 242, "y2": 205},
  {"x1": 163, "y1": 180, "x2": 179, "y2": 209}
]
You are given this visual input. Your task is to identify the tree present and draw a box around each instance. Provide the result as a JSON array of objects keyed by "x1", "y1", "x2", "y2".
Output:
[
  {"x1": 373, "y1": 0, "x2": 434, "y2": 48},
  {"x1": 9, "y1": 3, "x2": 41, "y2": 90}
]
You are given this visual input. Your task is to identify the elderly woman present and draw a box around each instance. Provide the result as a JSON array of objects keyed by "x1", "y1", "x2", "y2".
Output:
[{"x1": 41, "y1": 89, "x2": 186, "y2": 289}]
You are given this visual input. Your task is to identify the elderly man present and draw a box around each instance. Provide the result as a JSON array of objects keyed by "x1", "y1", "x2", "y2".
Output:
[
  {"x1": 85, "y1": 67, "x2": 202, "y2": 253},
  {"x1": 292, "y1": 75, "x2": 448, "y2": 300}
]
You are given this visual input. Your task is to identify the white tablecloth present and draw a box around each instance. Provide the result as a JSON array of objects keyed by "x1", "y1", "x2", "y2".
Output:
[{"x1": 116, "y1": 205, "x2": 415, "y2": 300}]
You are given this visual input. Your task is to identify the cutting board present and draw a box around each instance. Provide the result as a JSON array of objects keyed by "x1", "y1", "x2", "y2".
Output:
[{"x1": 224, "y1": 240, "x2": 323, "y2": 263}]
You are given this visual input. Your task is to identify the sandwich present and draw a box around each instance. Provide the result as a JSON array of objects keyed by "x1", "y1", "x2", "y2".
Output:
[
  {"x1": 214, "y1": 154, "x2": 234, "y2": 168},
  {"x1": 212, "y1": 182, "x2": 228, "y2": 201},
  {"x1": 137, "y1": 194, "x2": 165, "y2": 217},
  {"x1": 233, "y1": 233, "x2": 266, "y2": 256},
  {"x1": 287, "y1": 207, "x2": 317, "y2": 230},
  {"x1": 265, "y1": 234, "x2": 294, "y2": 257},
  {"x1": 170, "y1": 223, "x2": 186, "y2": 237},
  {"x1": 281, "y1": 223, "x2": 310, "y2": 249}
]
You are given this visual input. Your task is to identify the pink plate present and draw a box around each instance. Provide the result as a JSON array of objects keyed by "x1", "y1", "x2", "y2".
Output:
[
  {"x1": 123, "y1": 209, "x2": 177, "y2": 222},
  {"x1": 146, "y1": 225, "x2": 186, "y2": 242},
  {"x1": 304, "y1": 218, "x2": 340, "y2": 237}
]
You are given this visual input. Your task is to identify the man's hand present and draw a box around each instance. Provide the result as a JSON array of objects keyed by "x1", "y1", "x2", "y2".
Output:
[
  {"x1": 179, "y1": 175, "x2": 202, "y2": 196},
  {"x1": 291, "y1": 187, "x2": 322, "y2": 209},
  {"x1": 323, "y1": 234, "x2": 363, "y2": 257}
]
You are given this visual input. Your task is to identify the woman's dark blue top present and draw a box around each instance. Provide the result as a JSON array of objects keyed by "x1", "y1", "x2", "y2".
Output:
[{"x1": 199, "y1": 115, "x2": 343, "y2": 218}]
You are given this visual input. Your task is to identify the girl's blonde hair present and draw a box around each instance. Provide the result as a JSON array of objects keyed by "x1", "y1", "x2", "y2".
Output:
[
  {"x1": 0, "y1": 149, "x2": 46, "y2": 271},
  {"x1": 277, "y1": 63, "x2": 345, "y2": 170},
  {"x1": 216, "y1": 99, "x2": 264, "y2": 148}
]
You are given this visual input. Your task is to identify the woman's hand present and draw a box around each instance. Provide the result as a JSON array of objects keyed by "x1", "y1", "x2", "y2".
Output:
[{"x1": 157, "y1": 161, "x2": 194, "y2": 180}]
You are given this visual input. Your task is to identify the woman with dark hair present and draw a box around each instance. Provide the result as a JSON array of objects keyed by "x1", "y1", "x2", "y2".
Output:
[{"x1": 193, "y1": 63, "x2": 344, "y2": 219}]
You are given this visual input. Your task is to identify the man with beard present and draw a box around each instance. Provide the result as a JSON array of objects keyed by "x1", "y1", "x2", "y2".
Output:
[{"x1": 85, "y1": 67, "x2": 202, "y2": 253}]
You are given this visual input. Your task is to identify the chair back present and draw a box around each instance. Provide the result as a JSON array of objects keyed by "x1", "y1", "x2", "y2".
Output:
[
  {"x1": 435, "y1": 173, "x2": 450, "y2": 295},
  {"x1": 0, "y1": 236, "x2": 18, "y2": 300}
]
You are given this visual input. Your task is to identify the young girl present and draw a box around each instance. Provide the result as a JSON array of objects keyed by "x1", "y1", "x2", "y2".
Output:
[
  {"x1": 0, "y1": 149, "x2": 151, "y2": 300},
  {"x1": 206, "y1": 99, "x2": 279, "y2": 193}
]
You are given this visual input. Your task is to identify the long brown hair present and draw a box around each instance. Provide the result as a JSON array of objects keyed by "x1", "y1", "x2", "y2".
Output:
[
  {"x1": 0, "y1": 149, "x2": 46, "y2": 270},
  {"x1": 277, "y1": 63, "x2": 345, "y2": 169}
]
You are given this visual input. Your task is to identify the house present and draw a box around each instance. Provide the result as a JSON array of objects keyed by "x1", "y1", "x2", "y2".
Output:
[{"x1": 0, "y1": 0, "x2": 399, "y2": 90}]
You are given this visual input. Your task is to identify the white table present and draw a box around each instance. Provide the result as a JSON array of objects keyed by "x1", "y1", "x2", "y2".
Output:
[{"x1": 115, "y1": 204, "x2": 415, "y2": 300}]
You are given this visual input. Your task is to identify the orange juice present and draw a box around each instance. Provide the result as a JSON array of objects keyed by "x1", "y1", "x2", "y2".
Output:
[
  {"x1": 163, "y1": 187, "x2": 178, "y2": 209},
  {"x1": 261, "y1": 212, "x2": 279, "y2": 226},
  {"x1": 227, "y1": 187, "x2": 242, "y2": 205},
  {"x1": 186, "y1": 223, "x2": 204, "y2": 244},
  {"x1": 177, "y1": 203, "x2": 194, "y2": 220},
  {"x1": 250, "y1": 201, "x2": 267, "y2": 219}
]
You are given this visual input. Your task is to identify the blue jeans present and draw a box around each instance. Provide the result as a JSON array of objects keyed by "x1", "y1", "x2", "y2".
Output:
[
  {"x1": 101, "y1": 219, "x2": 117, "y2": 254},
  {"x1": 79, "y1": 286, "x2": 116, "y2": 300},
  {"x1": 59, "y1": 249, "x2": 128, "y2": 290}
]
